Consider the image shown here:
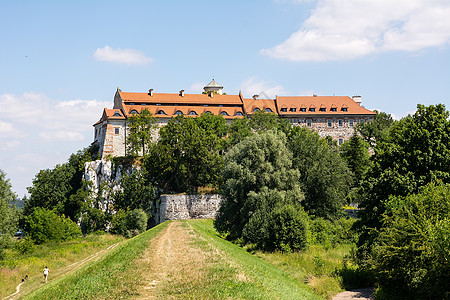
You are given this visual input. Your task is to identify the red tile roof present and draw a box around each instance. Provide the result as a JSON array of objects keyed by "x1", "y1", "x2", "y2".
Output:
[
  {"x1": 119, "y1": 91, "x2": 243, "y2": 106},
  {"x1": 242, "y1": 98, "x2": 277, "y2": 115},
  {"x1": 276, "y1": 96, "x2": 375, "y2": 115}
]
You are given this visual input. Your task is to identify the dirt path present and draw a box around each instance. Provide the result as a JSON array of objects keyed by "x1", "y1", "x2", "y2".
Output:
[
  {"x1": 3, "y1": 243, "x2": 120, "y2": 300},
  {"x1": 332, "y1": 288, "x2": 375, "y2": 300},
  {"x1": 134, "y1": 221, "x2": 211, "y2": 299}
]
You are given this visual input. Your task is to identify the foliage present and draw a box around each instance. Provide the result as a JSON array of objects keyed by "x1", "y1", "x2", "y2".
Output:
[
  {"x1": 286, "y1": 126, "x2": 352, "y2": 219},
  {"x1": 111, "y1": 209, "x2": 148, "y2": 237},
  {"x1": 228, "y1": 118, "x2": 253, "y2": 146},
  {"x1": 25, "y1": 146, "x2": 96, "y2": 220},
  {"x1": 146, "y1": 114, "x2": 224, "y2": 193},
  {"x1": 24, "y1": 207, "x2": 81, "y2": 244},
  {"x1": 215, "y1": 131, "x2": 305, "y2": 251},
  {"x1": 358, "y1": 104, "x2": 450, "y2": 230},
  {"x1": 0, "y1": 170, "x2": 19, "y2": 259},
  {"x1": 309, "y1": 217, "x2": 357, "y2": 248},
  {"x1": 113, "y1": 169, "x2": 155, "y2": 213},
  {"x1": 127, "y1": 108, "x2": 157, "y2": 156},
  {"x1": 356, "y1": 110, "x2": 394, "y2": 148},
  {"x1": 340, "y1": 134, "x2": 371, "y2": 183},
  {"x1": 80, "y1": 207, "x2": 109, "y2": 234},
  {"x1": 370, "y1": 182, "x2": 450, "y2": 299}
]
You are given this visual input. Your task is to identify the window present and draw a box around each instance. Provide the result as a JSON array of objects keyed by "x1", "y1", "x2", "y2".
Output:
[
  {"x1": 300, "y1": 108, "x2": 306, "y2": 112},
  {"x1": 265, "y1": 108, "x2": 272, "y2": 112},
  {"x1": 327, "y1": 120, "x2": 332, "y2": 127},
  {"x1": 309, "y1": 108, "x2": 315, "y2": 112},
  {"x1": 175, "y1": 110, "x2": 183, "y2": 115},
  {"x1": 331, "y1": 107, "x2": 337, "y2": 112},
  {"x1": 156, "y1": 110, "x2": 166, "y2": 115},
  {"x1": 307, "y1": 120, "x2": 312, "y2": 127},
  {"x1": 221, "y1": 111, "x2": 229, "y2": 116},
  {"x1": 339, "y1": 120, "x2": 343, "y2": 127},
  {"x1": 349, "y1": 120, "x2": 354, "y2": 127},
  {"x1": 188, "y1": 111, "x2": 198, "y2": 115},
  {"x1": 113, "y1": 111, "x2": 121, "y2": 117},
  {"x1": 319, "y1": 107, "x2": 326, "y2": 112},
  {"x1": 235, "y1": 111, "x2": 243, "y2": 116},
  {"x1": 253, "y1": 108, "x2": 260, "y2": 112},
  {"x1": 342, "y1": 107, "x2": 348, "y2": 112},
  {"x1": 115, "y1": 128, "x2": 119, "y2": 135},
  {"x1": 281, "y1": 108, "x2": 287, "y2": 112},
  {"x1": 205, "y1": 111, "x2": 212, "y2": 115},
  {"x1": 130, "y1": 109, "x2": 138, "y2": 114},
  {"x1": 290, "y1": 107, "x2": 297, "y2": 112},
  {"x1": 339, "y1": 138, "x2": 344, "y2": 145}
]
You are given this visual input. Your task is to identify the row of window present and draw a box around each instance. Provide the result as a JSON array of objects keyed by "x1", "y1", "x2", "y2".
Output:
[
  {"x1": 130, "y1": 109, "x2": 244, "y2": 117},
  {"x1": 292, "y1": 119, "x2": 364, "y2": 127},
  {"x1": 281, "y1": 107, "x2": 348, "y2": 113}
]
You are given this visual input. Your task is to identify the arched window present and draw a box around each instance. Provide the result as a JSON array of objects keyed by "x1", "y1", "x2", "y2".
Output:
[
  {"x1": 253, "y1": 108, "x2": 260, "y2": 112},
  {"x1": 156, "y1": 110, "x2": 166, "y2": 115},
  {"x1": 221, "y1": 111, "x2": 229, "y2": 116},
  {"x1": 175, "y1": 110, "x2": 183, "y2": 115},
  {"x1": 188, "y1": 111, "x2": 198, "y2": 115},
  {"x1": 113, "y1": 111, "x2": 121, "y2": 117},
  {"x1": 204, "y1": 111, "x2": 212, "y2": 115},
  {"x1": 235, "y1": 111, "x2": 243, "y2": 116},
  {"x1": 265, "y1": 108, "x2": 272, "y2": 112},
  {"x1": 130, "y1": 109, "x2": 139, "y2": 114}
]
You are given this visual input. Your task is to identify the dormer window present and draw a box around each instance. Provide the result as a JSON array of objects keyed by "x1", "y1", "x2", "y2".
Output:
[
  {"x1": 331, "y1": 107, "x2": 337, "y2": 112},
  {"x1": 221, "y1": 111, "x2": 229, "y2": 116},
  {"x1": 342, "y1": 107, "x2": 348, "y2": 112},
  {"x1": 265, "y1": 108, "x2": 273, "y2": 112},
  {"x1": 156, "y1": 110, "x2": 166, "y2": 115},
  {"x1": 319, "y1": 107, "x2": 326, "y2": 112},
  {"x1": 130, "y1": 109, "x2": 139, "y2": 114},
  {"x1": 188, "y1": 111, "x2": 198, "y2": 115},
  {"x1": 204, "y1": 111, "x2": 212, "y2": 115},
  {"x1": 253, "y1": 108, "x2": 260, "y2": 112},
  {"x1": 113, "y1": 111, "x2": 121, "y2": 117},
  {"x1": 281, "y1": 108, "x2": 287, "y2": 112},
  {"x1": 175, "y1": 110, "x2": 183, "y2": 115},
  {"x1": 309, "y1": 107, "x2": 315, "y2": 112},
  {"x1": 290, "y1": 107, "x2": 297, "y2": 112},
  {"x1": 300, "y1": 108, "x2": 306, "y2": 112},
  {"x1": 235, "y1": 111, "x2": 243, "y2": 116}
]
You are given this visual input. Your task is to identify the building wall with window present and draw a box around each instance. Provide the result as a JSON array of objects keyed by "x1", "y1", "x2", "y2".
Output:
[{"x1": 92, "y1": 83, "x2": 375, "y2": 158}]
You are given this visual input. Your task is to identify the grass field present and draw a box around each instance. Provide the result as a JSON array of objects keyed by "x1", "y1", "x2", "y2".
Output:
[
  {"x1": 19, "y1": 220, "x2": 325, "y2": 299},
  {"x1": 0, "y1": 234, "x2": 124, "y2": 299}
]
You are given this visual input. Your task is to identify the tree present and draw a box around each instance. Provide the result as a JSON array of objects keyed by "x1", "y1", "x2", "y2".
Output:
[
  {"x1": 372, "y1": 182, "x2": 450, "y2": 299},
  {"x1": 0, "y1": 170, "x2": 19, "y2": 258},
  {"x1": 127, "y1": 109, "x2": 157, "y2": 156},
  {"x1": 215, "y1": 131, "x2": 306, "y2": 251},
  {"x1": 145, "y1": 115, "x2": 224, "y2": 193},
  {"x1": 287, "y1": 126, "x2": 352, "y2": 219},
  {"x1": 340, "y1": 134, "x2": 371, "y2": 184},
  {"x1": 356, "y1": 110, "x2": 394, "y2": 148},
  {"x1": 228, "y1": 118, "x2": 253, "y2": 147},
  {"x1": 113, "y1": 169, "x2": 155, "y2": 213}
]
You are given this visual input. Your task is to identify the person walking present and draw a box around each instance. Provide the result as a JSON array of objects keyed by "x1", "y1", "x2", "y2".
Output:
[{"x1": 43, "y1": 266, "x2": 49, "y2": 283}]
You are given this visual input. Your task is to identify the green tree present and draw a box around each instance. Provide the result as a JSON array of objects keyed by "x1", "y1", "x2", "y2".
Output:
[
  {"x1": 287, "y1": 126, "x2": 352, "y2": 219},
  {"x1": 113, "y1": 169, "x2": 155, "y2": 213},
  {"x1": 25, "y1": 207, "x2": 81, "y2": 244},
  {"x1": 146, "y1": 115, "x2": 223, "y2": 193},
  {"x1": 357, "y1": 110, "x2": 394, "y2": 148},
  {"x1": 340, "y1": 134, "x2": 371, "y2": 183},
  {"x1": 0, "y1": 170, "x2": 19, "y2": 258},
  {"x1": 372, "y1": 182, "x2": 450, "y2": 299},
  {"x1": 228, "y1": 118, "x2": 253, "y2": 146},
  {"x1": 127, "y1": 109, "x2": 157, "y2": 156},
  {"x1": 215, "y1": 131, "x2": 305, "y2": 251}
]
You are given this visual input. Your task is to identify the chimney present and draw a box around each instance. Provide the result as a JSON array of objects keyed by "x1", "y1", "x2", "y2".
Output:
[
  {"x1": 352, "y1": 95, "x2": 362, "y2": 106},
  {"x1": 148, "y1": 89, "x2": 154, "y2": 96},
  {"x1": 179, "y1": 90, "x2": 185, "y2": 97},
  {"x1": 252, "y1": 94, "x2": 259, "y2": 100},
  {"x1": 313, "y1": 94, "x2": 317, "y2": 97},
  {"x1": 209, "y1": 91, "x2": 214, "y2": 98}
]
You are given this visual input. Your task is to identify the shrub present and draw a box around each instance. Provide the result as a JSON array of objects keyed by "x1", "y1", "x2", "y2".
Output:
[
  {"x1": 25, "y1": 207, "x2": 81, "y2": 244},
  {"x1": 80, "y1": 207, "x2": 109, "y2": 234},
  {"x1": 111, "y1": 209, "x2": 147, "y2": 237},
  {"x1": 15, "y1": 237, "x2": 35, "y2": 254}
]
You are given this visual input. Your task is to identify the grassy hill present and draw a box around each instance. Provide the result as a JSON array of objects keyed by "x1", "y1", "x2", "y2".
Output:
[{"x1": 23, "y1": 220, "x2": 323, "y2": 299}]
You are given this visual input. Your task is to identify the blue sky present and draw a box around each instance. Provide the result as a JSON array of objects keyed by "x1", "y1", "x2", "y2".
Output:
[{"x1": 1, "y1": 0, "x2": 450, "y2": 197}]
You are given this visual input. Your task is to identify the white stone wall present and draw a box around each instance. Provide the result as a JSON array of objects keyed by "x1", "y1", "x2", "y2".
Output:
[{"x1": 158, "y1": 194, "x2": 222, "y2": 224}]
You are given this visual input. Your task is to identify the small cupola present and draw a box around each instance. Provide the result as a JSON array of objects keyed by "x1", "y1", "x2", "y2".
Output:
[{"x1": 203, "y1": 79, "x2": 224, "y2": 95}]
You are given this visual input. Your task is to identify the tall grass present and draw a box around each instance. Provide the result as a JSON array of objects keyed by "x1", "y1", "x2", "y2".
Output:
[{"x1": 0, "y1": 234, "x2": 123, "y2": 299}]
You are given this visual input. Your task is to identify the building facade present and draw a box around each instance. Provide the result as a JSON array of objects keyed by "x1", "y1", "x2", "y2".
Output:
[{"x1": 93, "y1": 80, "x2": 375, "y2": 158}]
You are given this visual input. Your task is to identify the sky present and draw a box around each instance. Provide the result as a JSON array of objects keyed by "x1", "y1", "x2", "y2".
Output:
[{"x1": 1, "y1": 0, "x2": 450, "y2": 197}]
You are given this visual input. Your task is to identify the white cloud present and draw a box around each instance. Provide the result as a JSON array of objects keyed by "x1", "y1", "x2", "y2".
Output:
[
  {"x1": 261, "y1": 0, "x2": 450, "y2": 61},
  {"x1": 188, "y1": 81, "x2": 206, "y2": 93},
  {"x1": 93, "y1": 45, "x2": 154, "y2": 65},
  {"x1": 240, "y1": 77, "x2": 287, "y2": 98},
  {"x1": 39, "y1": 131, "x2": 85, "y2": 142}
]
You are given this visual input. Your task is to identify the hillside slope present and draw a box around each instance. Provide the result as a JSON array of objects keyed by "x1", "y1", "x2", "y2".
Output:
[{"x1": 24, "y1": 220, "x2": 322, "y2": 299}]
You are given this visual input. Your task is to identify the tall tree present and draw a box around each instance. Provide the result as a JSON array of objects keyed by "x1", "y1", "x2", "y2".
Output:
[
  {"x1": 287, "y1": 126, "x2": 352, "y2": 219},
  {"x1": 356, "y1": 110, "x2": 394, "y2": 148},
  {"x1": 127, "y1": 109, "x2": 157, "y2": 156},
  {"x1": 0, "y1": 170, "x2": 19, "y2": 258},
  {"x1": 340, "y1": 134, "x2": 371, "y2": 184}
]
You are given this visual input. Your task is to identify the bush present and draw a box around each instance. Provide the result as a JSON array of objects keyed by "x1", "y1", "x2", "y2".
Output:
[
  {"x1": 372, "y1": 182, "x2": 450, "y2": 299},
  {"x1": 111, "y1": 209, "x2": 147, "y2": 237},
  {"x1": 80, "y1": 207, "x2": 109, "y2": 234},
  {"x1": 15, "y1": 237, "x2": 35, "y2": 254},
  {"x1": 309, "y1": 217, "x2": 357, "y2": 248},
  {"x1": 25, "y1": 207, "x2": 81, "y2": 244}
]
